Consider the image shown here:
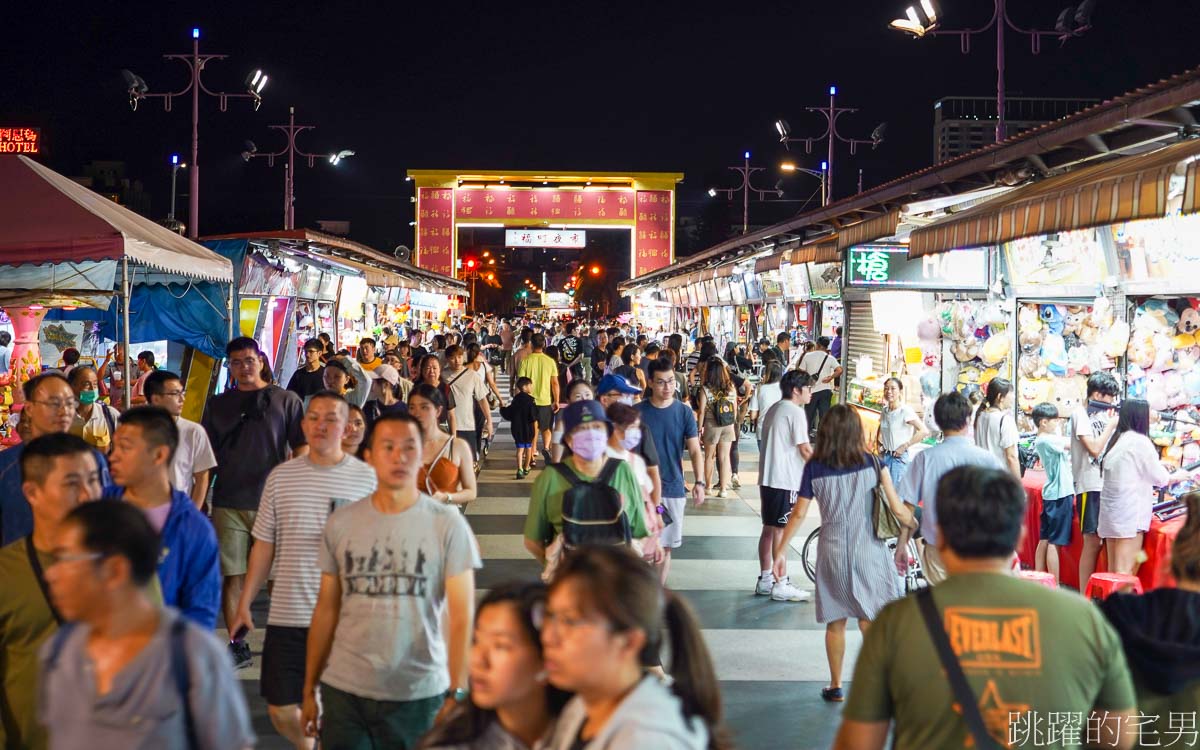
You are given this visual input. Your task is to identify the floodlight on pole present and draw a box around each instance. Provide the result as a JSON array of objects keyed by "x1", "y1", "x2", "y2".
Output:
[
  {"x1": 710, "y1": 152, "x2": 792, "y2": 232},
  {"x1": 888, "y1": 0, "x2": 1097, "y2": 141},
  {"x1": 772, "y1": 86, "x2": 883, "y2": 203},
  {"x1": 123, "y1": 29, "x2": 267, "y2": 238}
]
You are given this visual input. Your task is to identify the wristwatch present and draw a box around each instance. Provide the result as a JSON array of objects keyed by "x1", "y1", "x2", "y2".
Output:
[
  {"x1": 693, "y1": 481, "x2": 706, "y2": 489},
  {"x1": 445, "y1": 687, "x2": 469, "y2": 703}
]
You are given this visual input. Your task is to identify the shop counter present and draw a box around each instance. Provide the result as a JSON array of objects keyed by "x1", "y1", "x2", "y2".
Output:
[{"x1": 1021, "y1": 470, "x2": 1182, "y2": 592}]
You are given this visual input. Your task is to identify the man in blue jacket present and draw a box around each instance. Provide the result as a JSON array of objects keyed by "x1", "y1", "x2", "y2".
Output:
[{"x1": 102, "y1": 406, "x2": 220, "y2": 629}]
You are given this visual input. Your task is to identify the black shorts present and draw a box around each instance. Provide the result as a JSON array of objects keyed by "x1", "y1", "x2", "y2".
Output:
[
  {"x1": 261, "y1": 625, "x2": 308, "y2": 706},
  {"x1": 1076, "y1": 491, "x2": 1100, "y2": 535},
  {"x1": 534, "y1": 405, "x2": 554, "y2": 433},
  {"x1": 760, "y1": 486, "x2": 797, "y2": 528},
  {"x1": 1040, "y1": 495, "x2": 1073, "y2": 546}
]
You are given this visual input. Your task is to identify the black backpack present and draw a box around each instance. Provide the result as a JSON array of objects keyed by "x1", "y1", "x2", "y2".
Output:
[
  {"x1": 708, "y1": 388, "x2": 736, "y2": 427},
  {"x1": 553, "y1": 459, "x2": 632, "y2": 549}
]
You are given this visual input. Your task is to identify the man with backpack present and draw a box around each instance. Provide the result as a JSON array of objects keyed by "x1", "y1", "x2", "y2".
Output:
[
  {"x1": 524, "y1": 400, "x2": 657, "y2": 580},
  {"x1": 797, "y1": 336, "x2": 843, "y2": 436},
  {"x1": 39, "y1": 501, "x2": 255, "y2": 750}
]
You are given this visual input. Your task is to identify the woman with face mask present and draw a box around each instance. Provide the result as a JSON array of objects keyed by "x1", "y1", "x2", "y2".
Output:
[
  {"x1": 68, "y1": 366, "x2": 121, "y2": 453},
  {"x1": 418, "y1": 582, "x2": 570, "y2": 750},
  {"x1": 524, "y1": 401, "x2": 661, "y2": 578},
  {"x1": 605, "y1": 402, "x2": 664, "y2": 560},
  {"x1": 550, "y1": 380, "x2": 597, "y2": 463}
]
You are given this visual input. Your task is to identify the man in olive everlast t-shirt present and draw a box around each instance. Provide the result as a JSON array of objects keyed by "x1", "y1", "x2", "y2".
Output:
[
  {"x1": 834, "y1": 467, "x2": 1137, "y2": 750},
  {"x1": 202, "y1": 337, "x2": 306, "y2": 664}
]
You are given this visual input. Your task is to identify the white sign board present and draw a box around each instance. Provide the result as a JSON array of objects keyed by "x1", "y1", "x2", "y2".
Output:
[{"x1": 505, "y1": 229, "x2": 587, "y2": 248}]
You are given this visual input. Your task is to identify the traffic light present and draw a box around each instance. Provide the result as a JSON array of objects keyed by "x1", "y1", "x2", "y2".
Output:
[
  {"x1": 568, "y1": 288, "x2": 575, "y2": 296},
  {"x1": 589, "y1": 265, "x2": 601, "y2": 276},
  {"x1": 465, "y1": 258, "x2": 477, "y2": 271},
  {"x1": 485, "y1": 272, "x2": 495, "y2": 281}
]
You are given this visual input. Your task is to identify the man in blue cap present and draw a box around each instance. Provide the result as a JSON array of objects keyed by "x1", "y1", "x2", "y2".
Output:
[{"x1": 596, "y1": 374, "x2": 662, "y2": 507}]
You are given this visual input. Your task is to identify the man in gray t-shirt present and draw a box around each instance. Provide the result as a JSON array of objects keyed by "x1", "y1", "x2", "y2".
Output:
[{"x1": 303, "y1": 414, "x2": 480, "y2": 749}]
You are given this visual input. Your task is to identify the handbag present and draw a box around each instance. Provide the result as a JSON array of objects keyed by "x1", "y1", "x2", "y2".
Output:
[
  {"x1": 916, "y1": 588, "x2": 1004, "y2": 750},
  {"x1": 870, "y1": 455, "x2": 903, "y2": 540}
]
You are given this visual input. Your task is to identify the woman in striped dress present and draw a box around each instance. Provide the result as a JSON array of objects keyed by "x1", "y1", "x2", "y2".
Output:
[{"x1": 774, "y1": 404, "x2": 916, "y2": 702}]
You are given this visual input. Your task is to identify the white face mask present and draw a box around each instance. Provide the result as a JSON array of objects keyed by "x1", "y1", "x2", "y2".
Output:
[{"x1": 618, "y1": 394, "x2": 636, "y2": 406}]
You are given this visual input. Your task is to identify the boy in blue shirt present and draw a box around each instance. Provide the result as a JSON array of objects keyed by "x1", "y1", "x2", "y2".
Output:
[{"x1": 1032, "y1": 402, "x2": 1075, "y2": 583}]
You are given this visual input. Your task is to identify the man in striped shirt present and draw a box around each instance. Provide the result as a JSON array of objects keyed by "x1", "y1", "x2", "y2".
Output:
[{"x1": 229, "y1": 391, "x2": 377, "y2": 750}]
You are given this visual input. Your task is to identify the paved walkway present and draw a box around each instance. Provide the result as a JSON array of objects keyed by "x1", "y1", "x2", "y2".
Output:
[{"x1": 232, "y1": 376, "x2": 857, "y2": 749}]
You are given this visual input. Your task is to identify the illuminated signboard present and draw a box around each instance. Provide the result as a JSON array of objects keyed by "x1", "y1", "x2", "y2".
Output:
[
  {"x1": 846, "y1": 245, "x2": 988, "y2": 289},
  {"x1": 0, "y1": 128, "x2": 40, "y2": 154},
  {"x1": 504, "y1": 229, "x2": 587, "y2": 248}
]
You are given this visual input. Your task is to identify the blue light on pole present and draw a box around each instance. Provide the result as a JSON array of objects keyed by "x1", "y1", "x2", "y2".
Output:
[
  {"x1": 821, "y1": 161, "x2": 828, "y2": 171},
  {"x1": 829, "y1": 85, "x2": 837, "y2": 96},
  {"x1": 171, "y1": 154, "x2": 179, "y2": 165},
  {"x1": 192, "y1": 27, "x2": 200, "y2": 39},
  {"x1": 743, "y1": 150, "x2": 751, "y2": 160}
]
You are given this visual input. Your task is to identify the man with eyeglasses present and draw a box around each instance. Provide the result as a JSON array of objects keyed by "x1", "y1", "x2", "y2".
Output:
[
  {"x1": 145, "y1": 370, "x2": 216, "y2": 510},
  {"x1": 287, "y1": 339, "x2": 328, "y2": 401},
  {"x1": 39, "y1": 501, "x2": 255, "y2": 750},
  {"x1": 0, "y1": 433, "x2": 102, "y2": 750},
  {"x1": 0, "y1": 373, "x2": 110, "y2": 547},
  {"x1": 203, "y1": 337, "x2": 306, "y2": 668}
]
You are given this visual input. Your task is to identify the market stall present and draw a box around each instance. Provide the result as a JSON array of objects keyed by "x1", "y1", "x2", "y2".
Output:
[
  {"x1": 840, "y1": 243, "x2": 997, "y2": 437},
  {"x1": 0, "y1": 155, "x2": 234, "y2": 425}
]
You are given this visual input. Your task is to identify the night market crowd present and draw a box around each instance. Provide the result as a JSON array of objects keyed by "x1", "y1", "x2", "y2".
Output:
[{"x1": 0, "y1": 314, "x2": 1198, "y2": 749}]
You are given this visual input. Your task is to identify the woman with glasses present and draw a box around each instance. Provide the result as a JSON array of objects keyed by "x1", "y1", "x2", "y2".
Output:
[
  {"x1": 67, "y1": 366, "x2": 120, "y2": 453},
  {"x1": 539, "y1": 546, "x2": 729, "y2": 750},
  {"x1": 419, "y1": 582, "x2": 569, "y2": 750}
]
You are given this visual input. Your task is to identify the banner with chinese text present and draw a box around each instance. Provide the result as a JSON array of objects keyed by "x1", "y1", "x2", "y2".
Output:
[
  {"x1": 634, "y1": 190, "x2": 673, "y2": 277},
  {"x1": 416, "y1": 188, "x2": 455, "y2": 278}
]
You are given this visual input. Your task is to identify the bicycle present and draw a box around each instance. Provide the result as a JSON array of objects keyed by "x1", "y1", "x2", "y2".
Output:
[
  {"x1": 802, "y1": 526, "x2": 820, "y2": 583},
  {"x1": 798, "y1": 526, "x2": 926, "y2": 591}
]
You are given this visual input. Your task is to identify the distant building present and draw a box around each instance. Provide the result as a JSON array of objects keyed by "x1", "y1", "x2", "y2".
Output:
[
  {"x1": 70, "y1": 160, "x2": 152, "y2": 217},
  {"x1": 933, "y1": 96, "x2": 1098, "y2": 163}
]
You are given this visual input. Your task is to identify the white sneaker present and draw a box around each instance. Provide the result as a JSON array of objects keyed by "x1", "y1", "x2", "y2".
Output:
[
  {"x1": 771, "y1": 578, "x2": 812, "y2": 602},
  {"x1": 755, "y1": 576, "x2": 775, "y2": 596}
]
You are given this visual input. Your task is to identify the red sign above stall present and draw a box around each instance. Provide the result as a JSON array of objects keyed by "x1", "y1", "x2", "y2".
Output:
[
  {"x1": 634, "y1": 190, "x2": 672, "y2": 277},
  {"x1": 0, "y1": 128, "x2": 40, "y2": 154},
  {"x1": 456, "y1": 188, "x2": 636, "y2": 222}
]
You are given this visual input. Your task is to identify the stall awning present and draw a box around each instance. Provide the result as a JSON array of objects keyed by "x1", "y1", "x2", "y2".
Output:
[
  {"x1": 0, "y1": 156, "x2": 233, "y2": 282},
  {"x1": 754, "y1": 255, "x2": 782, "y2": 273},
  {"x1": 909, "y1": 138, "x2": 1200, "y2": 258},
  {"x1": 837, "y1": 209, "x2": 901, "y2": 250},
  {"x1": 791, "y1": 240, "x2": 840, "y2": 264}
]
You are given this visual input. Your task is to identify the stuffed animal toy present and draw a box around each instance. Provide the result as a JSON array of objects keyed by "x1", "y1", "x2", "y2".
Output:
[
  {"x1": 1041, "y1": 333, "x2": 1068, "y2": 377},
  {"x1": 920, "y1": 371, "x2": 941, "y2": 399},
  {"x1": 1184, "y1": 369, "x2": 1200, "y2": 406},
  {"x1": 1179, "y1": 346, "x2": 1200, "y2": 373},
  {"x1": 1063, "y1": 307, "x2": 1087, "y2": 337},
  {"x1": 1090, "y1": 297, "x2": 1115, "y2": 329},
  {"x1": 1179, "y1": 307, "x2": 1200, "y2": 335},
  {"x1": 1020, "y1": 326, "x2": 1044, "y2": 355},
  {"x1": 1165, "y1": 371, "x2": 1187, "y2": 409},
  {"x1": 1019, "y1": 352, "x2": 1045, "y2": 380},
  {"x1": 950, "y1": 302, "x2": 977, "y2": 341},
  {"x1": 1067, "y1": 345, "x2": 1090, "y2": 376},
  {"x1": 1128, "y1": 366, "x2": 1148, "y2": 399},
  {"x1": 1018, "y1": 378, "x2": 1052, "y2": 412},
  {"x1": 980, "y1": 332, "x2": 1010, "y2": 366},
  {"x1": 1040, "y1": 304, "x2": 1066, "y2": 335},
  {"x1": 953, "y1": 337, "x2": 981, "y2": 363},
  {"x1": 1050, "y1": 377, "x2": 1087, "y2": 418},
  {"x1": 1134, "y1": 299, "x2": 1179, "y2": 333},
  {"x1": 1153, "y1": 333, "x2": 1175, "y2": 372},
  {"x1": 917, "y1": 317, "x2": 941, "y2": 342},
  {"x1": 1146, "y1": 371, "x2": 1168, "y2": 412}
]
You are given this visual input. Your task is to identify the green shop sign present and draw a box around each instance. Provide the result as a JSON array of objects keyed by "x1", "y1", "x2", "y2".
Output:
[{"x1": 846, "y1": 245, "x2": 988, "y2": 289}]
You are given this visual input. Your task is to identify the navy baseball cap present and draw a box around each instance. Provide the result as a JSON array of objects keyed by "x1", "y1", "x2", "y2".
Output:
[
  {"x1": 561, "y1": 399, "x2": 612, "y2": 436},
  {"x1": 596, "y1": 374, "x2": 642, "y2": 396}
]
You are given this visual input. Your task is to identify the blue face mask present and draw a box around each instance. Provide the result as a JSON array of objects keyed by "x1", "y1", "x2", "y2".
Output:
[
  {"x1": 570, "y1": 429, "x2": 609, "y2": 461},
  {"x1": 79, "y1": 390, "x2": 98, "y2": 405},
  {"x1": 619, "y1": 427, "x2": 641, "y2": 451}
]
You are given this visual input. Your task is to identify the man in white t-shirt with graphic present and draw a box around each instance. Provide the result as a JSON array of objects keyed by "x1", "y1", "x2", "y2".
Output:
[
  {"x1": 797, "y1": 335, "x2": 843, "y2": 436},
  {"x1": 229, "y1": 391, "x2": 377, "y2": 750},
  {"x1": 1068, "y1": 371, "x2": 1120, "y2": 591},
  {"x1": 144, "y1": 369, "x2": 217, "y2": 510},
  {"x1": 756, "y1": 370, "x2": 814, "y2": 602}
]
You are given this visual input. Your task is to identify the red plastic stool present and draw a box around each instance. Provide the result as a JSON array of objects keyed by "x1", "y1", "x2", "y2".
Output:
[
  {"x1": 1084, "y1": 573, "x2": 1143, "y2": 600},
  {"x1": 1017, "y1": 570, "x2": 1058, "y2": 589}
]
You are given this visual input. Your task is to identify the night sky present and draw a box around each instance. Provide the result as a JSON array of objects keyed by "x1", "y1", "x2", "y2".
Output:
[{"x1": 4, "y1": 0, "x2": 1197, "y2": 257}]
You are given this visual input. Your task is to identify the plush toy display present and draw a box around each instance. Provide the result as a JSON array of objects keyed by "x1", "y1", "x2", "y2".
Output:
[{"x1": 1040, "y1": 304, "x2": 1066, "y2": 335}]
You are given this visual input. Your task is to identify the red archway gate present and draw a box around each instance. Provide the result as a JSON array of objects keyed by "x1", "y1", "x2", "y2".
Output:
[{"x1": 406, "y1": 170, "x2": 682, "y2": 280}]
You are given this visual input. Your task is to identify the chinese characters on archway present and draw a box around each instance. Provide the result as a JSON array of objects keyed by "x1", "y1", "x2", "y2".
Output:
[
  {"x1": 416, "y1": 188, "x2": 455, "y2": 278},
  {"x1": 634, "y1": 190, "x2": 673, "y2": 276}
]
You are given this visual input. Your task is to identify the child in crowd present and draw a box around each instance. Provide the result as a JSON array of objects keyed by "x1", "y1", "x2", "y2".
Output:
[
  {"x1": 1032, "y1": 402, "x2": 1074, "y2": 582},
  {"x1": 501, "y1": 376, "x2": 538, "y2": 478}
]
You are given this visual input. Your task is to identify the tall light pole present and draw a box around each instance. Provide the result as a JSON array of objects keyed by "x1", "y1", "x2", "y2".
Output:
[
  {"x1": 168, "y1": 154, "x2": 187, "y2": 221},
  {"x1": 240, "y1": 106, "x2": 353, "y2": 230},
  {"x1": 888, "y1": 0, "x2": 1096, "y2": 142},
  {"x1": 780, "y1": 161, "x2": 829, "y2": 207},
  {"x1": 774, "y1": 87, "x2": 885, "y2": 205},
  {"x1": 708, "y1": 151, "x2": 783, "y2": 234},
  {"x1": 123, "y1": 28, "x2": 268, "y2": 239}
]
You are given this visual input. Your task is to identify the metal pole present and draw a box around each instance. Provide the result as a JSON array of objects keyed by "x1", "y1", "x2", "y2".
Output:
[
  {"x1": 121, "y1": 257, "x2": 132, "y2": 408},
  {"x1": 169, "y1": 165, "x2": 178, "y2": 220},
  {"x1": 188, "y1": 36, "x2": 200, "y2": 239},
  {"x1": 827, "y1": 91, "x2": 836, "y2": 203},
  {"x1": 227, "y1": 282, "x2": 235, "y2": 342},
  {"x1": 286, "y1": 106, "x2": 296, "y2": 230},
  {"x1": 742, "y1": 155, "x2": 750, "y2": 234},
  {"x1": 996, "y1": 0, "x2": 1007, "y2": 142},
  {"x1": 858, "y1": 168, "x2": 864, "y2": 195}
]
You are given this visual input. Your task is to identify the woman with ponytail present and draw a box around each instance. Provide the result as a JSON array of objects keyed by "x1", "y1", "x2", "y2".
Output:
[
  {"x1": 1100, "y1": 491, "x2": 1200, "y2": 732},
  {"x1": 539, "y1": 546, "x2": 730, "y2": 750},
  {"x1": 420, "y1": 582, "x2": 569, "y2": 750},
  {"x1": 973, "y1": 377, "x2": 1020, "y2": 477}
]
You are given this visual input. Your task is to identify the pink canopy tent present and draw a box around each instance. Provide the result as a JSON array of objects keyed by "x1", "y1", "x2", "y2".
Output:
[{"x1": 0, "y1": 155, "x2": 233, "y2": 403}]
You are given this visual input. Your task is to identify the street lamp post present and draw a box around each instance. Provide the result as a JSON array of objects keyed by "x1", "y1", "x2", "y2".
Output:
[
  {"x1": 123, "y1": 28, "x2": 267, "y2": 239},
  {"x1": 168, "y1": 154, "x2": 187, "y2": 221},
  {"x1": 774, "y1": 87, "x2": 884, "y2": 204},
  {"x1": 780, "y1": 161, "x2": 829, "y2": 207},
  {"x1": 888, "y1": 0, "x2": 1096, "y2": 142},
  {"x1": 241, "y1": 106, "x2": 353, "y2": 230},
  {"x1": 709, "y1": 152, "x2": 783, "y2": 234}
]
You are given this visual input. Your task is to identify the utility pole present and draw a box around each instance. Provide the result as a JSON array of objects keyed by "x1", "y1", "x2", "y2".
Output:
[
  {"x1": 775, "y1": 87, "x2": 883, "y2": 204},
  {"x1": 708, "y1": 152, "x2": 781, "y2": 234}
]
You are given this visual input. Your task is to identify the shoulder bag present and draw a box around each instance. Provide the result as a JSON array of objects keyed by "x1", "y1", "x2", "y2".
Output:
[
  {"x1": 916, "y1": 588, "x2": 1004, "y2": 750},
  {"x1": 870, "y1": 455, "x2": 903, "y2": 540}
]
